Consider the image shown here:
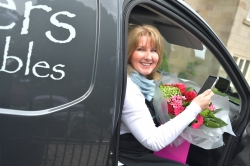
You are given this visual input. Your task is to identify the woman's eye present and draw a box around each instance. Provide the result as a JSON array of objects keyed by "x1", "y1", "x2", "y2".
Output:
[
  {"x1": 137, "y1": 48, "x2": 143, "y2": 51},
  {"x1": 151, "y1": 49, "x2": 157, "y2": 52}
]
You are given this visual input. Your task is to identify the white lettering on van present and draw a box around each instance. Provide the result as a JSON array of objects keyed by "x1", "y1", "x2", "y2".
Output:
[
  {"x1": 0, "y1": 36, "x2": 23, "y2": 73},
  {"x1": 51, "y1": 64, "x2": 65, "y2": 80},
  {"x1": 32, "y1": 61, "x2": 50, "y2": 78},
  {"x1": 45, "y1": 11, "x2": 76, "y2": 43},
  {"x1": 0, "y1": 0, "x2": 16, "y2": 30},
  {"x1": 0, "y1": 2, "x2": 77, "y2": 80},
  {"x1": 21, "y1": 1, "x2": 52, "y2": 35},
  {"x1": 0, "y1": 0, "x2": 16, "y2": 10},
  {"x1": 0, "y1": 37, "x2": 66, "y2": 80},
  {"x1": 25, "y1": 41, "x2": 33, "y2": 75},
  {"x1": 0, "y1": 23, "x2": 16, "y2": 30}
]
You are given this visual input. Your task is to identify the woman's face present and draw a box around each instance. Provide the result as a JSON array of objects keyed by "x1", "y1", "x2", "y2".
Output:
[{"x1": 129, "y1": 36, "x2": 159, "y2": 76}]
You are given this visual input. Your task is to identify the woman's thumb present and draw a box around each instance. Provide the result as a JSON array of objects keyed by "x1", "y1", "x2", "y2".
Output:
[{"x1": 202, "y1": 89, "x2": 212, "y2": 96}]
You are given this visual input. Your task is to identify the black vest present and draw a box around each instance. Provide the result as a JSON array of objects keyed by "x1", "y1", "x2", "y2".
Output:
[{"x1": 119, "y1": 99, "x2": 160, "y2": 157}]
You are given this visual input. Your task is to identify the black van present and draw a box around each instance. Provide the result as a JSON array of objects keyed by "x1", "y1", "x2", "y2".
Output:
[{"x1": 0, "y1": 0, "x2": 250, "y2": 166}]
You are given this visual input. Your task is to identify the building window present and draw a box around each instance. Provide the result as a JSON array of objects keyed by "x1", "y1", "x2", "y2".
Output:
[
  {"x1": 233, "y1": 56, "x2": 250, "y2": 77},
  {"x1": 243, "y1": 9, "x2": 250, "y2": 26},
  {"x1": 247, "y1": 10, "x2": 250, "y2": 21}
]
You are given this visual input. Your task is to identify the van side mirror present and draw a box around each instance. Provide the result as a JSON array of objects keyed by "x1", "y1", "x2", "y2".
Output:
[{"x1": 215, "y1": 77, "x2": 230, "y2": 93}]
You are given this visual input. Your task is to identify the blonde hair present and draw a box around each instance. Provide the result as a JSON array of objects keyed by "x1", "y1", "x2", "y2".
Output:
[{"x1": 127, "y1": 25, "x2": 164, "y2": 80}]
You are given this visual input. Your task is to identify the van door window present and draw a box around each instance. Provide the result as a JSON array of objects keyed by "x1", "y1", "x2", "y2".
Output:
[{"x1": 128, "y1": 4, "x2": 240, "y2": 106}]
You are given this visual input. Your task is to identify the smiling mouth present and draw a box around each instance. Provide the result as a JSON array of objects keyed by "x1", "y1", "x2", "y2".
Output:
[{"x1": 141, "y1": 62, "x2": 152, "y2": 66}]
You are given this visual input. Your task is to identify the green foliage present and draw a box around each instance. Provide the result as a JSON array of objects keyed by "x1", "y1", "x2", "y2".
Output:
[
  {"x1": 168, "y1": 114, "x2": 175, "y2": 119},
  {"x1": 213, "y1": 108, "x2": 222, "y2": 114},
  {"x1": 212, "y1": 88, "x2": 240, "y2": 105},
  {"x1": 204, "y1": 117, "x2": 228, "y2": 128},
  {"x1": 200, "y1": 109, "x2": 211, "y2": 117},
  {"x1": 178, "y1": 61, "x2": 201, "y2": 79},
  {"x1": 159, "y1": 84, "x2": 181, "y2": 99},
  {"x1": 186, "y1": 87, "x2": 194, "y2": 91},
  {"x1": 158, "y1": 51, "x2": 170, "y2": 72},
  {"x1": 200, "y1": 108, "x2": 228, "y2": 128}
]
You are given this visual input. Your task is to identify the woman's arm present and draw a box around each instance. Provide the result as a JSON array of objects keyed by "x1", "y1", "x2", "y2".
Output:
[{"x1": 121, "y1": 77, "x2": 201, "y2": 151}]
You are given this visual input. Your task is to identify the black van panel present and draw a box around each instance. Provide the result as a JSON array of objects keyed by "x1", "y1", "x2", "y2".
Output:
[
  {"x1": 0, "y1": 0, "x2": 97, "y2": 113},
  {"x1": 0, "y1": 0, "x2": 119, "y2": 165}
]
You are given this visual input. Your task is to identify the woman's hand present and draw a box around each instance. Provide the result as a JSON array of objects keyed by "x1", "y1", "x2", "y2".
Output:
[{"x1": 192, "y1": 89, "x2": 214, "y2": 111}]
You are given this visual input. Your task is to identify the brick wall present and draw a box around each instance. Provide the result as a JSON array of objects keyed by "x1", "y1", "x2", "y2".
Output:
[
  {"x1": 184, "y1": 0, "x2": 239, "y2": 44},
  {"x1": 185, "y1": 0, "x2": 250, "y2": 83},
  {"x1": 227, "y1": 0, "x2": 250, "y2": 58}
]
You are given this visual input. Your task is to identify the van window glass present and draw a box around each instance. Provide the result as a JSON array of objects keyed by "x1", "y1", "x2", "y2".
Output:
[
  {"x1": 159, "y1": 43, "x2": 240, "y2": 105},
  {"x1": 129, "y1": 4, "x2": 241, "y2": 106}
]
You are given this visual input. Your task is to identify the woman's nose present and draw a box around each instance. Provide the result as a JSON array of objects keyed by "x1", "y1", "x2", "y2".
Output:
[{"x1": 144, "y1": 51, "x2": 152, "y2": 59}]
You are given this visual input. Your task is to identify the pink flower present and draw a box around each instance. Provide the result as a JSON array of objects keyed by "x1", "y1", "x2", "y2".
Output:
[
  {"x1": 167, "y1": 95, "x2": 185, "y2": 116},
  {"x1": 192, "y1": 115, "x2": 204, "y2": 129},
  {"x1": 184, "y1": 91, "x2": 197, "y2": 102},
  {"x1": 167, "y1": 95, "x2": 185, "y2": 105},
  {"x1": 173, "y1": 83, "x2": 186, "y2": 94},
  {"x1": 209, "y1": 104, "x2": 216, "y2": 111},
  {"x1": 173, "y1": 106, "x2": 185, "y2": 116}
]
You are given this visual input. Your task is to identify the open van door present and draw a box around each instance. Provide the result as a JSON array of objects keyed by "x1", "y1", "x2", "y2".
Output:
[{"x1": 115, "y1": 0, "x2": 250, "y2": 166}]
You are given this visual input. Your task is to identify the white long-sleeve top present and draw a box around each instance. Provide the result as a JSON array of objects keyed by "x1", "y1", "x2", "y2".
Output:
[{"x1": 120, "y1": 76, "x2": 202, "y2": 152}]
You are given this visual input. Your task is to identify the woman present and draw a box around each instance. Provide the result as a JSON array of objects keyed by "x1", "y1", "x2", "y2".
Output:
[{"x1": 119, "y1": 25, "x2": 214, "y2": 166}]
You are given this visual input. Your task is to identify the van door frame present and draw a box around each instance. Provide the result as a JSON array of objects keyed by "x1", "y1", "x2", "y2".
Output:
[{"x1": 116, "y1": 0, "x2": 250, "y2": 165}]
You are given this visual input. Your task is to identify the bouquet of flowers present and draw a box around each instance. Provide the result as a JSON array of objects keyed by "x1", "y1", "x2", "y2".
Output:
[
  {"x1": 153, "y1": 73, "x2": 235, "y2": 149},
  {"x1": 159, "y1": 82, "x2": 227, "y2": 129}
]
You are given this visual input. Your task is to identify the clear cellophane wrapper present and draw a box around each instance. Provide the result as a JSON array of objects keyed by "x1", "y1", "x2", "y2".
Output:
[{"x1": 153, "y1": 73, "x2": 235, "y2": 149}]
